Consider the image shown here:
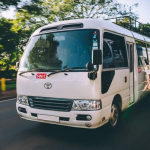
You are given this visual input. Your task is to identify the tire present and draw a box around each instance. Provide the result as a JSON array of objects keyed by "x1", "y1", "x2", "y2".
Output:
[{"x1": 109, "y1": 103, "x2": 120, "y2": 128}]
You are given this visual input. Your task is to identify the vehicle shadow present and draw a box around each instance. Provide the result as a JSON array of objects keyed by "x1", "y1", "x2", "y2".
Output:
[
  {"x1": 2, "y1": 96, "x2": 150, "y2": 150},
  {"x1": 27, "y1": 94, "x2": 150, "y2": 149}
]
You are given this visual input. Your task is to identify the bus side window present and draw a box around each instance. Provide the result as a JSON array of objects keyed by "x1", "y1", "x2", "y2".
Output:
[
  {"x1": 103, "y1": 40, "x2": 115, "y2": 69},
  {"x1": 103, "y1": 40, "x2": 112, "y2": 59},
  {"x1": 136, "y1": 40, "x2": 148, "y2": 66},
  {"x1": 138, "y1": 57, "x2": 142, "y2": 67},
  {"x1": 103, "y1": 32, "x2": 128, "y2": 69},
  {"x1": 147, "y1": 43, "x2": 150, "y2": 64}
]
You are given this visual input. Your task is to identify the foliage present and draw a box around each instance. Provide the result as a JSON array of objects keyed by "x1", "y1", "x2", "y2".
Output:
[
  {"x1": 0, "y1": 0, "x2": 20, "y2": 10},
  {"x1": 114, "y1": 16, "x2": 150, "y2": 37},
  {"x1": 13, "y1": 0, "x2": 139, "y2": 26},
  {"x1": 12, "y1": 0, "x2": 139, "y2": 51},
  {"x1": 0, "y1": 0, "x2": 42, "y2": 71},
  {"x1": 0, "y1": 18, "x2": 20, "y2": 70},
  {"x1": 0, "y1": 0, "x2": 41, "y2": 10},
  {"x1": 0, "y1": 0, "x2": 142, "y2": 75},
  {"x1": 0, "y1": 69, "x2": 17, "y2": 78},
  {"x1": 50, "y1": 0, "x2": 138, "y2": 20},
  {"x1": 140, "y1": 23, "x2": 150, "y2": 34}
]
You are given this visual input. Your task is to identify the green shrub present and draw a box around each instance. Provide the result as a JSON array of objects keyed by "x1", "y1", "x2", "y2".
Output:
[{"x1": 0, "y1": 69, "x2": 17, "y2": 79}]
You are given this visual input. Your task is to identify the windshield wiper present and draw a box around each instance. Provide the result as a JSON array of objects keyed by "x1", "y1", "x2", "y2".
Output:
[
  {"x1": 19, "y1": 67, "x2": 85, "y2": 76},
  {"x1": 19, "y1": 68, "x2": 50, "y2": 76},
  {"x1": 47, "y1": 67, "x2": 85, "y2": 77}
]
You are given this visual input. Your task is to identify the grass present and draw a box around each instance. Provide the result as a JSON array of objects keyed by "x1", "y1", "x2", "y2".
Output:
[{"x1": 0, "y1": 80, "x2": 16, "y2": 91}]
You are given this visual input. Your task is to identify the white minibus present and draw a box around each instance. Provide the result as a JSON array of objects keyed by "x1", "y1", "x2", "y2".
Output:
[{"x1": 16, "y1": 19, "x2": 150, "y2": 128}]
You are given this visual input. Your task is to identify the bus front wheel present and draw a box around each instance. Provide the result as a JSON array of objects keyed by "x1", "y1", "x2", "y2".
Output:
[{"x1": 109, "y1": 103, "x2": 120, "y2": 128}]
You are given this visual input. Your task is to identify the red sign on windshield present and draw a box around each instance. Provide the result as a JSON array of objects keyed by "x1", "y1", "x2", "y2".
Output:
[{"x1": 36, "y1": 73, "x2": 46, "y2": 79}]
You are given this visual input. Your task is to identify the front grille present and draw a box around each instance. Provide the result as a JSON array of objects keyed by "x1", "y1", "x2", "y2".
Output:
[{"x1": 28, "y1": 97, "x2": 73, "y2": 112}]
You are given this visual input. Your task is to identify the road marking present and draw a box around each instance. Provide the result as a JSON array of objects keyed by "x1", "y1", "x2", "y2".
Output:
[{"x1": 0, "y1": 98, "x2": 16, "y2": 103}]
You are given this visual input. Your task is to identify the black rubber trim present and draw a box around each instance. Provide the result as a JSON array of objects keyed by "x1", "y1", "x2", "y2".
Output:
[{"x1": 101, "y1": 70, "x2": 115, "y2": 94}]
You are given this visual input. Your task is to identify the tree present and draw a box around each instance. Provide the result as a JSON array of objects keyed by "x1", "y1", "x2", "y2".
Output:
[
  {"x1": 0, "y1": 0, "x2": 20, "y2": 10},
  {"x1": 50, "y1": 0, "x2": 138, "y2": 20},
  {"x1": 115, "y1": 16, "x2": 150, "y2": 37},
  {"x1": 12, "y1": 0, "x2": 139, "y2": 49},
  {"x1": 0, "y1": 0, "x2": 41, "y2": 10},
  {"x1": 140, "y1": 23, "x2": 150, "y2": 35},
  {"x1": 0, "y1": 0, "x2": 140, "y2": 71},
  {"x1": 0, "y1": 18, "x2": 20, "y2": 70},
  {"x1": 14, "y1": 0, "x2": 139, "y2": 24}
]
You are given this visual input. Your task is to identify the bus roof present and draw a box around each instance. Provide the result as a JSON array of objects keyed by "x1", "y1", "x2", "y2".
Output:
[{"x1": 32, "y1": 18, "x2": 150, "y2": 43}]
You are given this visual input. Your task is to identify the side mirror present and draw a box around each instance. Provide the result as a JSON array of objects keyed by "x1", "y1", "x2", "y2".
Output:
[
  {"x1": 86, "y1": 62, "x2": 94, "y2": 71},
  {"x1": 92, "y1": 49, "x2": 102, "y2": 65},
  {"x1": 16, "y1": 62, "x2": 19, "y2": 69}
]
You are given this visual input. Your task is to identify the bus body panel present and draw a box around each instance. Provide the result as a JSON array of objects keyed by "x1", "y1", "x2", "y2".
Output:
[{"x1": 17, "y1": 72, "x2": 102, "y2": 100}]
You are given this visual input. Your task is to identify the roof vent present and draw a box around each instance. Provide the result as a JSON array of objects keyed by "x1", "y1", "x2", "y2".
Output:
[
  {"x1": 40, "y1": 26, "x2": 57, "y2": 32},
  {"x1": 40, "y1": 23, "x2": 83, "y2": 33},
  {"x1": 61, "y1": 23, "x2": 83, "y2": 30}
]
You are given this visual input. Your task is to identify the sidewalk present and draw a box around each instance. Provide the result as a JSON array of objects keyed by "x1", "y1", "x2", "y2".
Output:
[{"x1": 0, "y1": 90, "x2": 16, "y2": 101}]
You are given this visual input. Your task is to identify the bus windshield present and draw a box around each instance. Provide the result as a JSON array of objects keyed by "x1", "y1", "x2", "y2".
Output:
[{"x1": 19, "y1": 29, "x2": 99, "y2": 71}]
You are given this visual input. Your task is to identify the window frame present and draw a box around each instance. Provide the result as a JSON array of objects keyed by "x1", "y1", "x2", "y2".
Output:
[
  {"x1": 147, "y1": 42, "x2": 150, "y2": 49},
  {"x1": 103, "y1": 39, "x2": 112, "y2": 59},
  {"x1": 102, "y1": 30, "x2": 129, "y2": 71}
]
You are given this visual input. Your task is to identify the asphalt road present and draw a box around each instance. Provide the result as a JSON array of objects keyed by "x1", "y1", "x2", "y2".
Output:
[{"x1": 1, "y1": 97, "x2": 150, "y2": 150}]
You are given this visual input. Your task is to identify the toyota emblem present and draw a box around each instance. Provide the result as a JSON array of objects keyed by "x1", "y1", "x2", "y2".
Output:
[{"x1": 44, "y1": 82, "x2": 52, "y2": 89}]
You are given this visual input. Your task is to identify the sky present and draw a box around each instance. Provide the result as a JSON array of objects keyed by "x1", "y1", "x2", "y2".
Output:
[
  {"x1": 1, "y1": 7, "x2": 16, "y2": 18},
  {"x1": 117, "y1": 0, "x2": 150, "y2": 23},
  {"x1": 1, "y1": 0, "x2": 150, "y2": 24}
]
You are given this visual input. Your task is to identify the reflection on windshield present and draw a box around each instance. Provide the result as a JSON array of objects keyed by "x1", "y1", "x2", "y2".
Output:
[{"x1": 19, "y1": 29, "x2": 99, "y2": 71}]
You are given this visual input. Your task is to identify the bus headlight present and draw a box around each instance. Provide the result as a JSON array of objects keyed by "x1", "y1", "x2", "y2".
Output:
[
  {"x1": 17, "y1": 95, "x2": 29, "y2": 106},
  {"x1": 72, "y1": 100, "x2": 101, "y2": 111}
]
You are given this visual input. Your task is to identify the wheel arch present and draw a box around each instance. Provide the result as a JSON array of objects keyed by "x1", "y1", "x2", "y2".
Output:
[{"x1": 112, "y1": 94, "x2": 122, "y2": 112}]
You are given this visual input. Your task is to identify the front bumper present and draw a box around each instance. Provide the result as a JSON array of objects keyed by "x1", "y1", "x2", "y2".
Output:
[{"x1": 16, "y1": 102, "x2": 104, "y2": 129}]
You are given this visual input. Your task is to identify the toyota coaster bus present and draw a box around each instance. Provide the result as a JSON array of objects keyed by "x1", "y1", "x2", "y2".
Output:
[{"x1": 16, "y1": 18, "x2": 150, "y2": 129}]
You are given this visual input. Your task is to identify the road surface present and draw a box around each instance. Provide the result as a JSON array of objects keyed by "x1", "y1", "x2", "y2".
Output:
[{"x1": 1, "y1": 97, "x2": 150, "y2": 150}]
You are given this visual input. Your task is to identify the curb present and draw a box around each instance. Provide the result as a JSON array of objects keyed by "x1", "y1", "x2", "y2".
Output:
[{"x1": 0, "y1": 96, "x2": 16, "y2": 101}]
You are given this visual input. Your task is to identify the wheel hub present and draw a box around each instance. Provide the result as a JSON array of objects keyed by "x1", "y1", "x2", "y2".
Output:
[{"x1": 110, "y1": 104, "x2": 119, "y2": 127}]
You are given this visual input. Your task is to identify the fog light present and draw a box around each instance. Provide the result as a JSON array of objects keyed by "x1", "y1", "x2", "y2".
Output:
[
  {"x1": 76, "y1": 115, "x2": 92, "y2": 121},
  {"x1": 86, "y1": 115, "x2": 92, "y2": 121},
  {"x1": 18, "y1": 107, "x2": 27, "y2": 113}
]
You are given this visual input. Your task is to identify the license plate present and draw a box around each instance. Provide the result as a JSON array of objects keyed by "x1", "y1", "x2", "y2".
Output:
[{"x1": 38, "y1": 114, "x2": 59, "y2": 122}]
